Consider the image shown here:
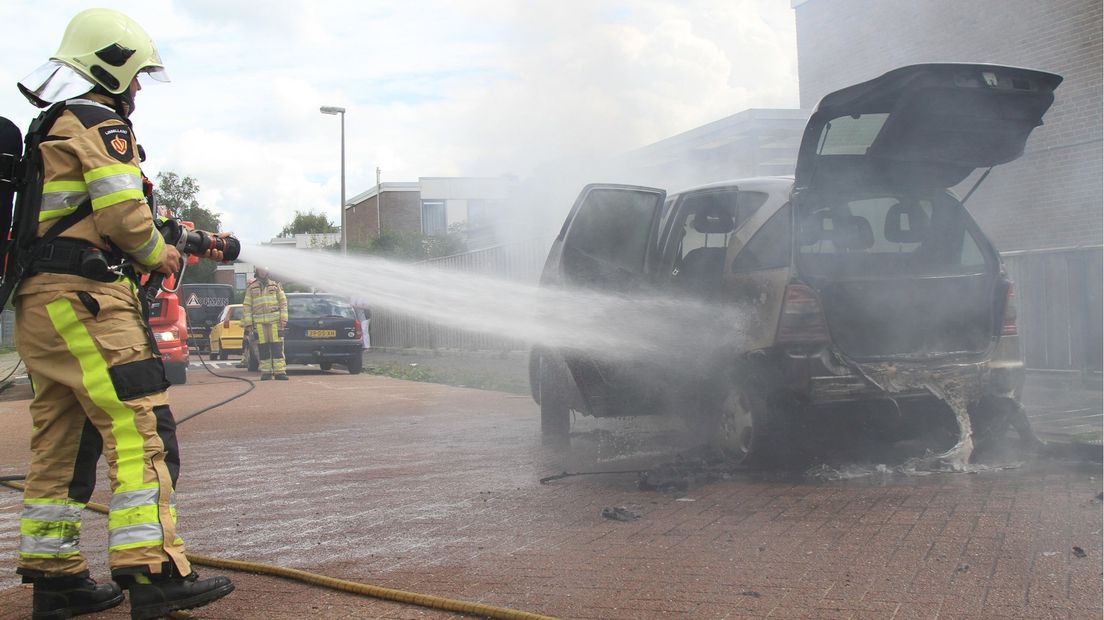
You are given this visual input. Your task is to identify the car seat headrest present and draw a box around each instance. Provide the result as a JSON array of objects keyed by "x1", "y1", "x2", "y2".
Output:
[
  {"x1": 834, "y1": 215, "x2": 875, "y2": 250},
  {"x1": 692, "y1": 204, "x2": 735, "y2": 234},
  {"x1": 885, "y1": 200, "x2": 930, "y2": 243}
]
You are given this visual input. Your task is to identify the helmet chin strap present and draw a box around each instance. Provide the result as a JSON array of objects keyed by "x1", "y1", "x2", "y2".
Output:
[
  {"x1": 112, "y1": 90, "x2": 135, "y2": 118},
  {"x1": 92, "y1": 84, "x2": 135, "y2": 118}
]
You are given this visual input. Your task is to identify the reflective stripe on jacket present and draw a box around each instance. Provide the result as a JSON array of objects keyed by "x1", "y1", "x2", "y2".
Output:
[
  {"x1": 243, "y1": 279, "x2": 287, "y2": 325},
  {"x1": 34, "y1": 95, "x2": 164, "y2": 270}
]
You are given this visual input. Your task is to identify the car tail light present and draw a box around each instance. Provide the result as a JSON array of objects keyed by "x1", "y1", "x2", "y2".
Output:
[
  {"x1": 776, "y1": 283, "x2": 830, "y2": 345},
  {"x1": 353, "y1": 320, "x2": 362, "y2": 340},
  {"x1": 1001, "y1": 283, "x2": 1018, "y2": 336}
]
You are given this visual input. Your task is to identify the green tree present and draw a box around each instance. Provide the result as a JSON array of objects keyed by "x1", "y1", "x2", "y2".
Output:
[
  {"x1": 280, "y1": 211, "x2": 338, "y2": 236},
  {"x1": 153, "y1": 171, "x2": 225, "y2": 284}
]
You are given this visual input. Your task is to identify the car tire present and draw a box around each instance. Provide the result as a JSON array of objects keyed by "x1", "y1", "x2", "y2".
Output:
[
  {"x1": 219, "y1": 350, "x2": 229, "y2": 361},
  {"x1": 538, "y1": 354, "x2": 571, "y2": 445},
  {"x1": 345, "y1": 354, "x2": 363, "y2": 375},
  {"x1": 969, "y1": 395, "x2": 1037, "y2": 456},
  {"x1": 708, "y1": 382, "x2": 794, "y2": 467},
  {"x1": 165, "y1": 363, "x2": 187, "y2": 386},
  {"x1": 320, "y1": 363, "x2": 333, "y2": 371}
]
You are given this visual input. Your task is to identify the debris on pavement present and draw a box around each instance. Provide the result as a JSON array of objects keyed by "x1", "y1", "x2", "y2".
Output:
[
  {"x1": 738, "y1": 591, "x2": 761, "y2": 598},
  {"x1": 601, "y1": 507, "x2": 641, "y2": 522},
  {"x1": 1072, "y1": 546, "x2": 1087, "y2": 558},
  {"x1": 637, "y1": 446, "x2": 742, "y2": 493}
]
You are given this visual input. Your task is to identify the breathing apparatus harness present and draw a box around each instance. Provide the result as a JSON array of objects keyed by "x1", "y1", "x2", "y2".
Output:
[{"x1": 0, "y1": 100, "x2": 240, "y2": 318}]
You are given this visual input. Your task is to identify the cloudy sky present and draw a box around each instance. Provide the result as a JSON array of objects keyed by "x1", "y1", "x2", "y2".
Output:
[{"x1": 2, "y1": 1, "x2": 799, "y2": 243}]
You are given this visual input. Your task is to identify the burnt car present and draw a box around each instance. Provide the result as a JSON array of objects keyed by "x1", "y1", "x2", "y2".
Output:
[
  {"x1": 530, "y1": 63, "x2": 1061, "y2": 465},
  {"x1": 244, "y1": 293, "x2": 364, "y2": 374}
]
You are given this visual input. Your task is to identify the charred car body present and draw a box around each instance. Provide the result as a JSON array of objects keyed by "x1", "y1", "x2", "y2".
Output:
[{"x1": 530, "y1": 64, "x2": 1061, "y2": 466}]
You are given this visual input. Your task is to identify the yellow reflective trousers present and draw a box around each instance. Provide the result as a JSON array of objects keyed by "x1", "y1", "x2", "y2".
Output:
[
  {"x1": 15, "y1": 286, "x2": 189, "y2": 580},
  {"x1": 254, "y1": 322, "x2": 286, "y2": 375}
]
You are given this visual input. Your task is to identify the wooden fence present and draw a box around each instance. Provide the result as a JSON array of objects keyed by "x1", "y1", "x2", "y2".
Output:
[{"x1": 369, "y1": 240, "x2": 1103, "y2": 374}]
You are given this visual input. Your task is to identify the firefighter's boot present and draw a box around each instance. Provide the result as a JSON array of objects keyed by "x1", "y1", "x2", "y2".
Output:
[
  {"x1": 31, "y1": 572, "x2": 124, "y2": 620},
  {"x1": 275, "y1": 373, "x2": 288, "y2": 381},
  {"x1": 126, "y1": 571, "x2": 234, "y2": 620},
  {"x1": 260, "y1": 373, "x2": 272, "y2": 381}
]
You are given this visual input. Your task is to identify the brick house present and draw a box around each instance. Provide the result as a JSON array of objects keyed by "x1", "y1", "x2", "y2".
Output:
[{"x1": 344, "y1": 182, "x2": 422, "y2": 245}]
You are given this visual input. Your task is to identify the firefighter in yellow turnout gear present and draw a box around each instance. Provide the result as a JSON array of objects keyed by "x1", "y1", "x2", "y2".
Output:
[
  {"x1": 243, "y1": 266, "x2": 289, "y2": 380},
  {"x1": 13, "y1": 9, "x2": 233, "y2": 620}
]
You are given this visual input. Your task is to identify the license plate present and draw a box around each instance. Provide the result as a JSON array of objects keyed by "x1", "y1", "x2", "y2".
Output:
[{"x1": 307, "y1": 329, "x2": 336, "y2": 338}]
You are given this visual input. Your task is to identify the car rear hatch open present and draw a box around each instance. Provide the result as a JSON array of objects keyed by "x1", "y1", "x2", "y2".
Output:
[
  {"x1": 791, "y1": 64, "x2": 1061, "y2": 360},
  {"x1": 794, "y1": 63, "x2": 1062, "y2": 192}
]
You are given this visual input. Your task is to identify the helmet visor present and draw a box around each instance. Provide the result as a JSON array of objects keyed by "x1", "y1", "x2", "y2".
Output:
[{"x1": 138, "y1": 65, "x2": 170, "y2": 85}]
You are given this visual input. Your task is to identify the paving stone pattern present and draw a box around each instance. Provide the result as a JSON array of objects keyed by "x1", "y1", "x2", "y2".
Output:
[{"x1": 0, "y1": 366, "x2": 1100, "y2": 619}]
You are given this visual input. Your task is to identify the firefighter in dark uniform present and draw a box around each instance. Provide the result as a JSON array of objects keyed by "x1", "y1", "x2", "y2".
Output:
[{"x1": 13, "y1": 9, "x2": 234, "y2": 619}]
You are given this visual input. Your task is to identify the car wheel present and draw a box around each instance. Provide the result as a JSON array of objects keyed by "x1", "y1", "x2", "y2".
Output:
[
  {"x1": 219, "y1": 350, "x2": 229, "y2": 361},
  {"x1": 710, "y1": 383, "x2": 792, "y2": 467},
  {"x1": 969, "y1": 395, "x2": 1037, "y2": 456},
  {"x1": 538, "y1": 354, "x2": 571, "y2": 445},
  {"x1": 345, "y1": 354, "x2": 363, "y2": 375},
  {"x1": 320, "y1": 362, "x2": 333, "y2": 371}
]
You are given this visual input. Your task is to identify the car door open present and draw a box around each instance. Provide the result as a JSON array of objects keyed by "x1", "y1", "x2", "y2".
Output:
[{"x1": 543, "y1": 183, "x2": 668, "y2": 418}]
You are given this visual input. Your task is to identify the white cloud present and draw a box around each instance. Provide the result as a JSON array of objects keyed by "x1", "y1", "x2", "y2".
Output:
[{"x1": 2, "y1": 0, "x2": 799, "y2": 242}]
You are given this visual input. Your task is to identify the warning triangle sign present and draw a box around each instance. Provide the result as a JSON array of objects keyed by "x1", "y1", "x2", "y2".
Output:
[{"x1": 185, "y1": 293, "x2": 202, "y2": 308}]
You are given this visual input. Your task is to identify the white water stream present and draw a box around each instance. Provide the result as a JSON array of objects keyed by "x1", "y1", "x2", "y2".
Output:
[{"x1": 245, "y1": 245, "x2": 750, "y2": 363}]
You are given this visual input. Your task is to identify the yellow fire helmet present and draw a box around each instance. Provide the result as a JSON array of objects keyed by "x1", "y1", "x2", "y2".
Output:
[{"x1": 50, "y1": 8, "x2": 169, "y2": 95}]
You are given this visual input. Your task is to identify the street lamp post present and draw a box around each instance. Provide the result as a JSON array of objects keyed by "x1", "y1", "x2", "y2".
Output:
[{"x1": 319, "y1": 105, "x2": 346, "y2": 255}]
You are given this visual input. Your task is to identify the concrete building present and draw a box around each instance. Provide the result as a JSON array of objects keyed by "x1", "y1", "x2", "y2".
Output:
[
  {"x1": 418, "y1": 177, "x2": 517, "y2": 248},
  {"x1": 616, "y1": 108, "x2": 811, "y2": 190},
  {"x1": 791, "y1": 0, "x2": 1103, "y2": 252}
]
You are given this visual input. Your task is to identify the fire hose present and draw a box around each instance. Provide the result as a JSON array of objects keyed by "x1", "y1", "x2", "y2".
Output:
[{"x1": 0, "y1": 355, "x2": 558, "y2": 620}]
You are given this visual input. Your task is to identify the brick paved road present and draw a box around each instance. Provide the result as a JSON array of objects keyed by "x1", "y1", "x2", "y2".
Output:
[{"x1": 0, "y1": 365, "x2": 1100, "y2": 619}]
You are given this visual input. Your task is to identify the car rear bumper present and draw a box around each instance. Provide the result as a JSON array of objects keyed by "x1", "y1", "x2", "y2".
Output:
[
  {"x1": 285, "y1": 340, "x2": 363, "y2": 363},
  {"x1": 781, "y1": 348, "x2": 1025, "y2": 406}
]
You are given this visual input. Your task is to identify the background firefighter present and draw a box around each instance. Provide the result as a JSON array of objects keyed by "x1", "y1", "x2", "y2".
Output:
[
  {"x1": 243, "y1": 266, "x2": 289, "y2": 381},
  {"x1": 12, "y1": 8, "x2": 233, "y2": 620}
]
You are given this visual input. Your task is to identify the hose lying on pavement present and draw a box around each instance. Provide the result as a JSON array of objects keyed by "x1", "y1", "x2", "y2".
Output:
[
  {"x1": 187, "y1": 552, "x2": 556, "y2": 620},
  {"x1": 0, "y1": 479, "x2": 555, "y2": 620}
]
